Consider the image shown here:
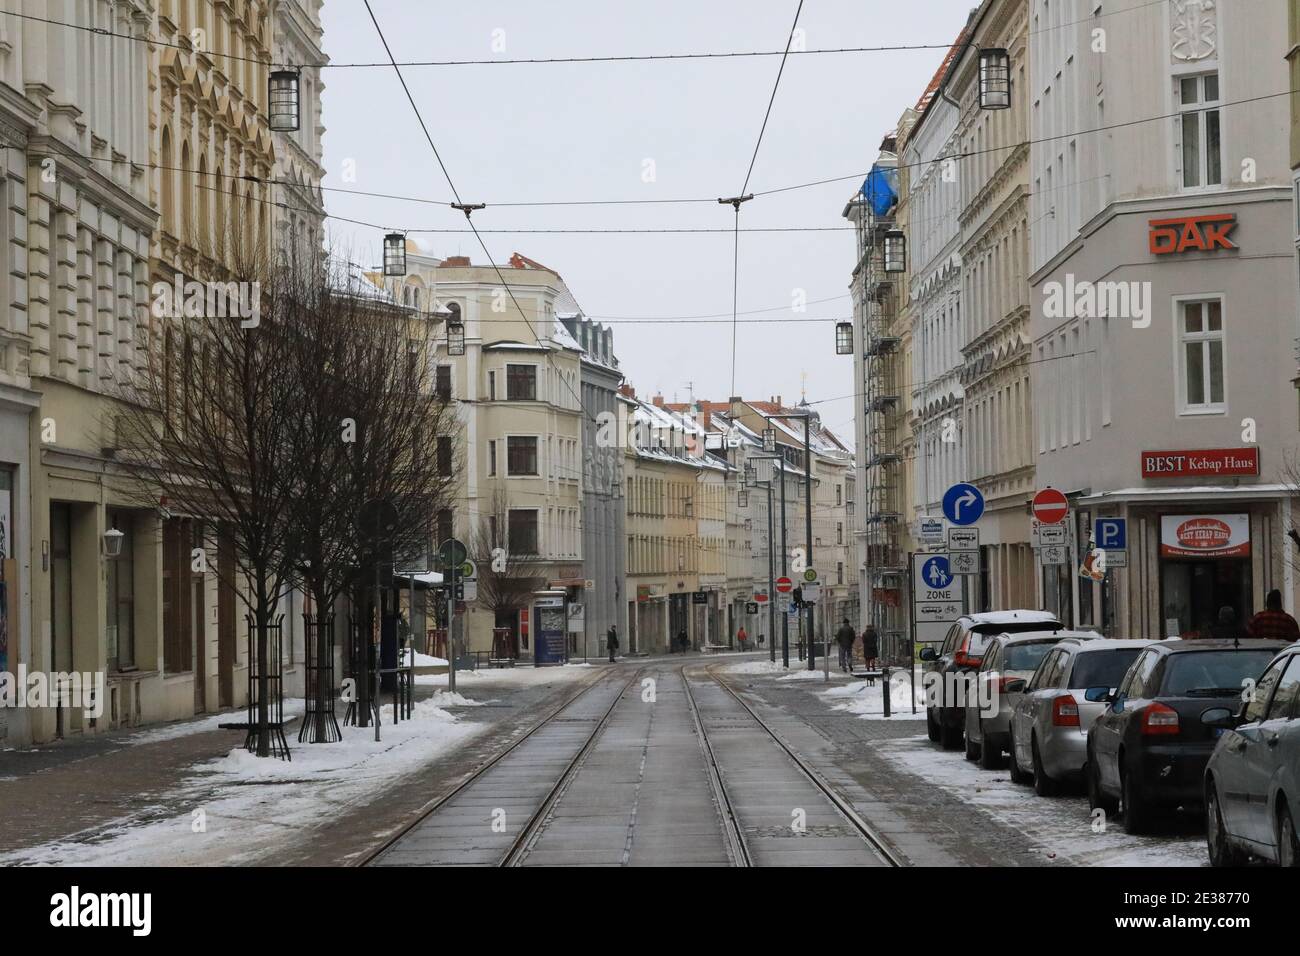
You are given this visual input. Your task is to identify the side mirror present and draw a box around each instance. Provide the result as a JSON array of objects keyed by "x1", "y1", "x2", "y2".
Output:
[
  {"x1": 919, "y1": 647, "x2": 937, "y2": 662},
  {"x1": 1003, "y1": 678, "x2": 1027, "y2": 694},
  {"x1": 1084, "y1": 686, "x2": 1110, "y2": 703},
  {"x1": 1201, "y1": 707, "x2": 1240, "y2": 730}
]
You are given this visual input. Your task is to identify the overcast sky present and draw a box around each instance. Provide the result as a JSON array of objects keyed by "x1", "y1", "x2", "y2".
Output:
[{"x1": 319, "y1": 0, "x2": 978, "y2": 448}]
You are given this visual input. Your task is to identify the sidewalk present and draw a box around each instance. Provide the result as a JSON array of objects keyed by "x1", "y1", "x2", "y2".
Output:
[{"x1": 0, "y1": 663, "x2": 601, "y2": 865}]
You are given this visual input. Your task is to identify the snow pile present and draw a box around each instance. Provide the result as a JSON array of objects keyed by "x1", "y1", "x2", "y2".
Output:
[
  {"x1": 821, "y1": 673, "x2": 926, "y2": 721},
  {"x1": 401, "y1": 649, "x2": 449, "y2": 667},
  {"x1": 415, "y1": 662, "x2": 592, "y2": 687},
  {"x1": 426, "y1": 690, "x2": 483, "y2": 707},
  {"x1": 777, "y1": 667, "x2": 851, "y2": 682}
]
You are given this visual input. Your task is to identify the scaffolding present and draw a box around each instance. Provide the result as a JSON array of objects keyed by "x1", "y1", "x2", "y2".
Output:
[{"x1": 855, "y1": 205, "x2": 909, "y2": 666}]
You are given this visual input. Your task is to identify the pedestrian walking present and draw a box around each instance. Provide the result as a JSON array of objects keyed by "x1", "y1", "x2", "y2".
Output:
[
  {"x1": 677, "y1": 628, "x2": 689, "y2": 654},
  {"x1": 737, "y1": 625, "x2": 748, "y2": 651},
  {"x1": 862, "y1": 624, "x2": 880, "y2": 671},
  {"x1": 606, "y1": 625, "x2": 619, "y2": 663},
  {"x1": 1247, "y1": 589, "x2": 1300, "y2": 642},
  {"x1": 835, "y1": 618, "x2": 856, "y2": 672}
]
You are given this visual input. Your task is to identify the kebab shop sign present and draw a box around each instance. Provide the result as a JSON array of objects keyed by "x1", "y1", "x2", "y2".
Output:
[
  {"x1": 1160, "y1": 514, "x2": 1250, "y2": 559},
  {"x1": 1140, "y1": 448, "x2": 1259, "y2": 480}
]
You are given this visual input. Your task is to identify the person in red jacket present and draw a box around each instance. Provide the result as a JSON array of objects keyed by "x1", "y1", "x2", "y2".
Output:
[{"x1": 1247, "y1": 589, "x2": 1300, "y2": 642}]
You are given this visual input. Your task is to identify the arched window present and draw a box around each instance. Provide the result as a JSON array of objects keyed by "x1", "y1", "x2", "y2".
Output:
[
  {"x1": 215, "y1": 165, "x2": 226, "y2": 237},
  {"x1": 197, "y1": 154, "x2": 209, "y2": 252},
  {"x1": 180, "y1": 140, "x2": 192, "y2": 237},
  {"x1": 160, "y1": 127, "x2": 174, "y2": 234}
]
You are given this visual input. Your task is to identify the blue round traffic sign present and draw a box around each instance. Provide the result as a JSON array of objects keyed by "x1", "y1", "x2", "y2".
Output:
[
  {"x1": 942, "y1": 483, "x2": 985, "y2": 526},
  {"x1": 920, "y1": 556, "x2": 954, "y2": 590}
]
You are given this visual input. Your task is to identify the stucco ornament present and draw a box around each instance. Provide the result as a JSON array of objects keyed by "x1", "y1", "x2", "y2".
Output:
[{"x1": 1171, "y1": 0, "x2": 1217, "y2": 62}]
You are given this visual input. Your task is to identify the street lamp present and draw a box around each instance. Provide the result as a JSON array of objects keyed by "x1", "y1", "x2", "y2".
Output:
[
  {"x1": 103, "y1": 526, "x2": 125, "y2": 559},
  {"x1": 883, "y1": 230, "x2": 907, "y2": 274},
  {"x1": 762, "y1": 427, "x2": 776, "y2": 452},
  {"x1": 979, "y1": 48, "x2": 1012, "y2": 110},
  {"x1": 835, "y1": 321, "x2": 853, "y2": 355},
  {"x1": 444, "y1": 302, "x2": 465, "y2": 356},
  {"x1": 268, "y1": 70, "x2": 301, "y2": 131},
  {"x1": 383, "y1": 233, "x2": 407, "y2": 277}
]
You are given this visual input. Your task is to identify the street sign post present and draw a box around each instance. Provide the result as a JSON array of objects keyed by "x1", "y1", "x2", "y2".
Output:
[
  {"x1": 801, "y1": 583, "x2": 821, "y2": 604},
  {"x1": 1094, "y1": 517, "x2": 1127, "y2": 551},
  {"x1": 919, "y1": 516, "x2": 945, "y2": 546},
  {"x1": 942, "y1": 483, "x2": 985, "y2": 526},
  {"x1": 950, "y1": 550, "x2": 980, "y2": 576},
  {"x1": 1033, "y1": 521, "x2": 1068, "y2": 547},
  {"x1": 947, "y1": 527, "x2": 979, "y2": 552},
  {"x1": 1040, "y1": 544, "x2": 1070, "y2": 565},
  {"x1": 1032, "y1": 488, "x2": 1070, "y2": 525},
  {"x1": 912, "y1": 553, "x2": 964, "y2": 643},
  {"x1": 775, "y1": 576, "x2": 794, "y2": 594}
]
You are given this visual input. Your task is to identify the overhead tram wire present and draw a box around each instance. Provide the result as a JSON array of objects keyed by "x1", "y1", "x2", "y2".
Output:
[{"x1": 359, "y1": 0, "x2": 600, "y2": 427}]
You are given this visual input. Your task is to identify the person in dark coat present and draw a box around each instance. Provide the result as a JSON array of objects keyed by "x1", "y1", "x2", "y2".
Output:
[
  {"x1": 1247, "y1": 589, "x2": 1300, "y2": 642},
  {"x1": 862, "y1": 624, "x2": 880, "y2": 670},
  {"x1": 677, "y1": 628, "x2": 689, "y2": 654},
  {"x1": 606, "y1": 626, "x2": 619, "y2": 662},
  {"x1": 835, "y1": 619, "x2": 856, "y2": 672},
  {"x1": 1209, "y1": 606, "x2": 1248, "y2": 643}
]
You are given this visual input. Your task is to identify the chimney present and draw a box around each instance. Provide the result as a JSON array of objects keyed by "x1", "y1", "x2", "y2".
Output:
[
  {"x1": 652, "y1": 394, "x2": 665, "y2": 408},
  {"x1": 440, "y1": 256, "x2": 471, "y2": 268},
  {"x1": 619, "y1": 384, "x2": 636, "y2": 399}
]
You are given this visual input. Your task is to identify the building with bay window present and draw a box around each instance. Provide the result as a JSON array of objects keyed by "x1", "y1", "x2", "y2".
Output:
[{"x1": 1028, "y1": 0, "x2": 1299, "y2": 637}]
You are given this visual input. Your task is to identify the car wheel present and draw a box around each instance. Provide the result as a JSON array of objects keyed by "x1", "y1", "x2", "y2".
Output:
[
  {"x1": 964, "y1": 721, "x2": 981, "y2": 761},
  {"x1": 1121, "y1": 764, "x2": 1153, "y2": 835},
  {"x1": 1007, "y1": 727, "x2": 1032, "y2": 785},
  {"x1": 1279, "y1": 800, "x2": 1299, "y2": 868},
  {"x1": 1032, "y1": 735, "x2": 1059, "y2": 797},
  {"x1": 978, "y1": 722, "x2": 1001, "y2": 770},
  {"x1": 1206, "y1": 784, "x2": 1243, "y2": 867},
  {"x1": 939, "y1": 715, "x2": 963, "y2": 751},
  {"x1": 926, "y1": 708, "x2": 940, "y2": 743},
  {"x1": 1086, "y1": 753, "x2": 1118, "y2": 817}
]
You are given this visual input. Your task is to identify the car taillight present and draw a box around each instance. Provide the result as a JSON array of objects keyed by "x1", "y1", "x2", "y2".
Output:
[
  {"x1": 1051, "y1": 694, "x2": 1080, "y2": 727},
  {"x1": 1141, "y1": 702, "x2": 1180, "y2": 736}
]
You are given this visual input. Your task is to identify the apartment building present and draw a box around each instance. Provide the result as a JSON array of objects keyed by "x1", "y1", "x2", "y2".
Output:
[
  {"x1": 272, "y1": 0, "x2": 327, "y2": 267},
  {"x1": 951, "y1": 0, "x2": 1036, "y2": 612},
  {"x1": 1029, "y1": 0, "x2": 1298, "y2": 636},
  {"x1": 372, "y1": 248, "x2": 586, "y2": 660}
]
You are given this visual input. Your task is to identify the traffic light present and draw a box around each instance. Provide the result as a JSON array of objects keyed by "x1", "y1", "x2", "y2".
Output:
[{"x1": 792, "y1": 586, "x2": 804, "y2": 609}]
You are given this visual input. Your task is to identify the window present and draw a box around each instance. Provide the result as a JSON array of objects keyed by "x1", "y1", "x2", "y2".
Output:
[
  {"x1": 436, "y1": 509, "x2": 453, "y2": 546},
  {"x1": 1178, "y1": 298, "x2": 1225, "y2": 412},
  {"x1": 508, "y1": 509, "x2": 539, "y2": 555},
  {"x1": 106, "y1": 510, "x2": 135, "y2": 671},
  {"x1": 1267, "y1": 655, "x2": 1300, "y2": 720},
  {"x1": 836, "y1": 562, "x2": 843, "y2": 585},
  {"x1": 1178, "y1": 73, "x2": 1221, "y2": 189},
  {"x1": 488, "y1": 369, "x2": 496, "y2": 401},
  {"x1": 506, "y1": 364, "x2": 537, "y2": 401},
  {"x1": 836, "y1": 522, "x2": 843, "y2": 545},
  {"x1": 1246, "y1": 658, "x2": 1288, "y2": 723},
  {"x1": 1120, "y1": 650, "x2": 1159, "y2": 699},
  {"x1": 488, "y1": 440, "x2": 497, "y2": 477},
  {"x1": 507, "y1": 436, "x2": 538, "y2": 476},
  {"x1": 435, "y1": 365, "x2": 452, "y2": 401},
  {"x1": 835, "y1": 484, "x2": 842, "y2": 506},
  {"x1": 437, "y1": 436, "x2": 453, "y2": 474}
]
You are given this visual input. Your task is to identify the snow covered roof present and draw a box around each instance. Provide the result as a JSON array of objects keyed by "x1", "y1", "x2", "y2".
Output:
[{"x1": 550, "y1": 319, "x2": 582, "y2": 351}]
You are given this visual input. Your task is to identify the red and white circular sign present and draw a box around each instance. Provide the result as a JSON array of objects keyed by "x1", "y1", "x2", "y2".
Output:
[
  {"x1": 754, "y1": 592, "x2": 770, "y2": 604},
  {"x1": 775, "y1": 576, "x2": 794, "y2": 594},
  {"x1": 1032, "y1": 488, "x2": 1069, "y2": 524}
]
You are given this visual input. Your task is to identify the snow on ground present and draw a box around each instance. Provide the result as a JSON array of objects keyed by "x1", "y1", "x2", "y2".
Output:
[
  {"x1": 726, "y1": 659, "x2": 847, "y2": 678},
  {"x1": 415, "y1": 662, "x2": 592, "y2": 686},
  {"x1": 875, "y1": 735, "x2": 1208, "y2": 866},
  {"x1": 820, "y1": 672, "x2": 927, "y2": 721},
  {"x1": 402, "y1": 650, "x2": 448, "y2": 667},
  {"x1": 1, "y1": 696, "x2": 483, "y2": 866}
]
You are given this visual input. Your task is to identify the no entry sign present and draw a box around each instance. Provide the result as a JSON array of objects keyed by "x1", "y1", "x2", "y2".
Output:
[
  {"x1": 1032, "y1": 488, "x2": 1069, "y2": 525},
  {"x1": 775, "y1": 576, "x2": 793, "y2": 594}
]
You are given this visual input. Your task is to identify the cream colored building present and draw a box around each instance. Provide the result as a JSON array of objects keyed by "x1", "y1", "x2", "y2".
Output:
[
  {"x1": 372, "y1": 249, "x2": 585, "y2": 660},
  {"x1": 951, "y1": 0, "x2": 1036, "y2": 611}
]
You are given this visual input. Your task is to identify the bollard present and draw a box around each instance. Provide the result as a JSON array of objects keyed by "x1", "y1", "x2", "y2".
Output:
[{"x1": 881, "y1": 666, "x2": 892, "y2": 718}]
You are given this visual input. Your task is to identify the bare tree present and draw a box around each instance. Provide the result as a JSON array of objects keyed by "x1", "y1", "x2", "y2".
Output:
[{"x1": 470, "y1": 487, "x2": 548, "y2": 653}]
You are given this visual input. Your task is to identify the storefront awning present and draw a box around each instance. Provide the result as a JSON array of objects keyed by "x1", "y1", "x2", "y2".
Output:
[{"x1": 1078, "y1": 484, "x2": 1290, "y2": 505}]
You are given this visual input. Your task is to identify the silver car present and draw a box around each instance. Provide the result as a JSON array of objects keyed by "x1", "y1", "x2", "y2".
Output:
[
  {"x1": 1204, "y1": 642, "x2": 1300, "y2": 867},
  {"x1": 965, "y1": 630, "x2": 1099, "y2": 769},
  {"x1": 1009, "y1": 637, "x2": 1153, "y2": 796}
]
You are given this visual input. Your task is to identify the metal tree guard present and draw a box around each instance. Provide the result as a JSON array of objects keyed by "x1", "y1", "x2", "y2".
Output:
[
  {"x1": 245, "y1": 613, "x2": 290, "y2": 760},
  {"x1": 300, "y1": 613, "x2": 342, "y2": 743}
]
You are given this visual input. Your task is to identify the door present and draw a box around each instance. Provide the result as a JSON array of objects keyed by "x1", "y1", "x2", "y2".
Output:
[
  {"x1": 49, "y1": 504, "x2": 73, "y2": 737},
  {"x1": 1098, "y1": 649, "x2": 1159, "y2": 793},
  {"x1": 217, "y1": 525, "x2": 236, "y2": 708}
]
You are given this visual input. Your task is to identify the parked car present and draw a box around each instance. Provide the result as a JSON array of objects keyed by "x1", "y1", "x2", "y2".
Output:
[
  {"x1": 1204, "y1": 642, "x2": 1300, "y2": 867},
  {"x1": 921, "y1": 610, "x2": 1062, "y2": 750},
  {"x1": 966, "y1": 630, "x2": 1099, "y2": 770},
  {"x1": 1086, "y1": 639, "x2": 1287, "y2": 834},
  {"x1": 1009, "y1": 637, "x2": 1154, "y2": 794}
]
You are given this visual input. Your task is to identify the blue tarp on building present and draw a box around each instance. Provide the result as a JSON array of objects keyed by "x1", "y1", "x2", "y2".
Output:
[{"x1": 861, "y1": 163, "x2": 898, "y2": 217}]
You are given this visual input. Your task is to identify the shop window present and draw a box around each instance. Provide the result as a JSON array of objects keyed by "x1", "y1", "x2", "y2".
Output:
[
  {"x1": 1178, "y1": 72, "x2": 1221, "y2": 189},
  {"x1": 1178, "y1": 298, "x2": 1225, "y2": 413}
]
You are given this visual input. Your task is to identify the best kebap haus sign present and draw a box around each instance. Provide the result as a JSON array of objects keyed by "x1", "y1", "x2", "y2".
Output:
[
  {"x1": 1140, "y1": 448, "x2": 1259, "y2": 479},
  {"x1": 1160, "y1": 514, "x2": 1250, "y2": 559}
]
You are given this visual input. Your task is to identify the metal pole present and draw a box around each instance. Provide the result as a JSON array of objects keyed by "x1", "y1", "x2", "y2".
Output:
[
  {"x1": 805, "y1": 415, "x2": 816, "y2": 671},
  {"x1": 767, "y1": 480, "x2": 776, "y2": 663},
  {"x1": 447, "y1": 551, "x2": 457, "y2": 695},
  {"x1": 779, "y1": 458, "x2": 788, "y2": 669}
]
